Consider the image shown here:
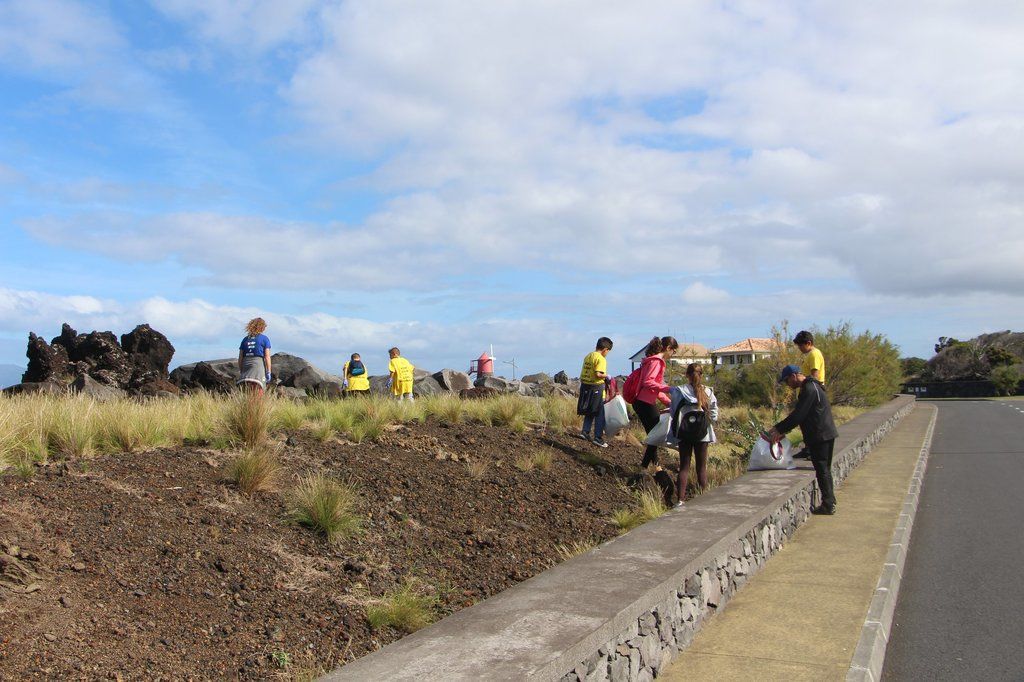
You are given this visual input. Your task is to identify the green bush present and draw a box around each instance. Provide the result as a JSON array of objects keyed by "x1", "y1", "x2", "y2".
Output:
[
  {"x1": 991, "y1": 365, "x2": 1021, "y2": 396},
  {"x1": 712, "y1": 321, "x2": 901, "y2": 408}
]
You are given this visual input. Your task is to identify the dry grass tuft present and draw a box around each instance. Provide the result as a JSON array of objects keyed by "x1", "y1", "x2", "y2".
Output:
[
  {"x1": 288, "y1": 473, "x2": 361, "y2": 543},
  {"x1": 533, "y1": 447, "x2": 554, "y2": 472},
  {"x1": 366, "y1": 580, "x2": 437, "y2": 633},
  {"x1": 221, "y1": 391, "x2": 275, "y2": 449},
  {"x1": 310, "y1": 418, "x2": 335, "y2": 443},
  {"x1": 611, "y1": 487, "x2": 667, "y2": 533},
  {"x1": 555, "y1": 538, "x2": 597, "y2": 561},
  {"x1": 466, "y1": 460, "x2": 488, "y2": 480},
  {"x1": 227, "y1": 449, "x2": 281, "y2": 494},
  {"x1": 541, "y1": 395, "x2": 578, "y2": 431}
]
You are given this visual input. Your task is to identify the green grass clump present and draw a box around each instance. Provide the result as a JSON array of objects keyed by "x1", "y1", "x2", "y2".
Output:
[
  {"x1": 488, "y1": 395, "x2": 529, "y2": 428},
  {"x1": 221, "y1": 391, "x2": 275, "y2": 449},
  {"x1": 227, "y1": 449, "x2": 281, "y2": 494},
  {"x1": 48, "y1": 398, "x2": 99, "y2": 458},
  {"x1": 541, "y1": 395, "x2": 578, "y2": 430},
  {"x1": 611, "y1": 488, "x2": 667, "y2": 533},
  {"x1": 310, "y1": 418, "x2": 335, "y2": 443},
  {"x1": 423, "y1": 395, "x2": 465, "y2": 424},
  {"x1": 288, "y1": 473, "x2": 361, "y2": 543},
  {"x1": 366, "y1": 581, "x2": 437, "y2": 633},
  {"x1": 274, "y1": 400, "x2": 307, "y2": 430}
]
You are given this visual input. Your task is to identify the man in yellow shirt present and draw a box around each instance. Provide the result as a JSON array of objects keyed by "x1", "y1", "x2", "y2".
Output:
[
  {"x1": 577, "y1": 337, "x2": 613, "y2": 447},
  {"x1": 388, "y1": 347, "x2": 415, "y2": 401},
  {"x1": 794, "y1": 330, "x2": 825, "y2": 383}
]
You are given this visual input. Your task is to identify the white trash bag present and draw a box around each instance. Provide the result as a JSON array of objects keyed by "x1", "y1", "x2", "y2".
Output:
[
  {"x1": 747, "y1": 436, "x2": 795, "y2": 471},
  {"x1": 603, "y1": 396, "x2": 629, "y2": 438},
  {"x1": 644, "y1": 413, "x2": 674, "y2": 448}
]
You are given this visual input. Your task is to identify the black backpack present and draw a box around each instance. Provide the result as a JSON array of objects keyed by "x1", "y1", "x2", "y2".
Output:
[{"x1": 674, "y1": 397, "x2": 709, "y2": 445}]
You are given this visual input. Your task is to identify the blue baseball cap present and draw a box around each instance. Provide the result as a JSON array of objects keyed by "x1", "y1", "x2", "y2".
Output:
[{"x1": 777, "y1": 365, "x2": 800, "y2": 384}]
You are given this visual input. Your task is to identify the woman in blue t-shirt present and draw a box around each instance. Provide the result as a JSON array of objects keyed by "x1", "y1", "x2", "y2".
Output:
[{"x1": 237, "y1": 317, "x2": 272, "y2": 393}]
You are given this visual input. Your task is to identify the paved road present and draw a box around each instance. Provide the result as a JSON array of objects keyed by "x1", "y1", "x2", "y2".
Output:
[{"x1": 883, "y1": 399, "x2": 1024, "y2": 681}]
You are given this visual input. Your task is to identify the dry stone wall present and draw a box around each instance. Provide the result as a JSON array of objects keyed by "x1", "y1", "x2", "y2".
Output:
[{"x1": 557, "y1": 398, "x2": 915, "y2": 682}]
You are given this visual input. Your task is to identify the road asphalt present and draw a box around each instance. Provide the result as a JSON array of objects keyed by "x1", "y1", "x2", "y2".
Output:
[{"x1": 882, "y1": 399, "x2": 1024, "y2": 681}]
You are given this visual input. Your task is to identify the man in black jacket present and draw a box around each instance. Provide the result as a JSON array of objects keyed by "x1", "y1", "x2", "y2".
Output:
[{"x1": 768, "y1": 365, "x2": 839, "y2": 515}]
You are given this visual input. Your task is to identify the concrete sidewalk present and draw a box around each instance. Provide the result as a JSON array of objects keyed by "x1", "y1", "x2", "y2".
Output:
[{"x1": 661, "y1": 404, "x2": 937, "y2": 682}]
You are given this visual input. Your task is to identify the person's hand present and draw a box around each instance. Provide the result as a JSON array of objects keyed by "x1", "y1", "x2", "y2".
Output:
[
  {"x1": 767, "y1": 427, "x2": 782, "y2": 443},
  {"x1": 386, "y1": 377, "x2": 393, "y2": 389},
  {"x1": 265, "y1": 372, "x2": 272, "y2": 383},
  {"x1": 342, "y1": 380, "x2": 349, "y2": 390}
]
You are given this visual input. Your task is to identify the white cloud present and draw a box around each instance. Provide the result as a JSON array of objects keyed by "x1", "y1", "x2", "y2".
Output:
[
  {"x1": 681, "y1": 282, "x2": 730, "y2": 305},
  {"x1": 151, "y1": 0, "x2": 321, "y2": 51},
  {"x1": 275, "y1": 1, "x2": 1024, "y2": 296}
]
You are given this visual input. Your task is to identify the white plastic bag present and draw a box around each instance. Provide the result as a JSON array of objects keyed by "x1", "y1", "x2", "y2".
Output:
[
  {"x1": 644, "y1": 413, "x2": 673, "y2": 447},
  {"x1": 603, "y1": 396, "x2": 629, "y2": 438},
  {"x1": 747, "y1": 436, "x2": 795, "y2": 471}
]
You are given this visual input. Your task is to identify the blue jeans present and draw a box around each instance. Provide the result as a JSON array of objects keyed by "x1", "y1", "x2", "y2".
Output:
[{"x1": 582, "y1": 407, "x2": 606, "y2": 440}]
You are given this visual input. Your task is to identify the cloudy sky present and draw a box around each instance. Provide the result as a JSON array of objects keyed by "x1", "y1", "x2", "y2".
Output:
[{"x1": 1, "y1": 0, "x2": 1023, "y2": 379}]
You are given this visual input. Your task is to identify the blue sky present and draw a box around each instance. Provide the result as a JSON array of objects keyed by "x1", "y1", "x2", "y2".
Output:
[{"x1": 2, "y1": 0, "x2": 1023, "y2": 381}]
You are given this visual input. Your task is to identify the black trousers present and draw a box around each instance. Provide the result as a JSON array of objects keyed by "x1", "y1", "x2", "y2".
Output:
[
  {"x1": 634, "y1": 399, "x2": 661, "y2": 467},
  {"x1": 808, "y1": 438, "x2": 836, "y2": 507}
]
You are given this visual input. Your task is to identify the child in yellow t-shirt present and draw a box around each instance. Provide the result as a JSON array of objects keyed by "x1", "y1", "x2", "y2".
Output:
[
  {"x1": 343, "y1": 353, "x2": 370, "y2": 395},
  {"x1": 388, "y1": 347, "x2": 415, "y2": 401},
  {"x1": 793, "y1": 330, "x2": 825, "y2": 383},
  {"x1": 577, "y1": 337, "x2": 613, "y2": 447}
]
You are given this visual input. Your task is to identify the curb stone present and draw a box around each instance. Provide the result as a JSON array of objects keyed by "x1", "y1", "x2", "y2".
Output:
[{"x1": 847, "y1": 404, "x2": 937, "y2": 682}]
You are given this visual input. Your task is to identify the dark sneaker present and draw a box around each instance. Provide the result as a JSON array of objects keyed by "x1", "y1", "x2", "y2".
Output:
[
  {"x1": 592, "y1": 438, "x2": 609, "y2": 448},
  {"x1": 810, "y1": 503, "x2": 836, "y2": 515},
  {"x1": 793, "y1": 448, "x2": 811, "y2": 459},
  {"x1": 577, "y1": 431, "x2": 591, "y2": 442}
]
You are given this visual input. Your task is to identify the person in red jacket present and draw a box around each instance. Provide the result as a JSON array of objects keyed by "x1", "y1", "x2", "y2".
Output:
[{"x1": 634, "y1": 336, "x2": 679, "y2": 468}]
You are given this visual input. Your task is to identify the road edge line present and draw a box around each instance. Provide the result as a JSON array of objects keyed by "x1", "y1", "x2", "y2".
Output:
[{"x1": 846, "y1": 404, "x2": 937, "y2": 682}]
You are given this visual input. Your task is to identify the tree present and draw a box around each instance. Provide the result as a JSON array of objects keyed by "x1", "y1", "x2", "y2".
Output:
[
  {"x1": 991, "y1": 365, "x2": 1021, "y2": 396},
  {"x1": 928, "y1": 341, "x2": 988, "y2": 381},
  {"x1": 710, "y1": 321, "x2": 901, "y2": 408},
  {"x1": 814, "y1": 322, "x2": 902, "y2": 407},
  {"x1": 935, "y1": 336, "x2": 961, "y2": 354},
  {"x1": 900, "y1": 357, "x2": 928, "y2": 379},
  {"x1": 984, "y1": 346, "x2": 1016, "y2": 368}
]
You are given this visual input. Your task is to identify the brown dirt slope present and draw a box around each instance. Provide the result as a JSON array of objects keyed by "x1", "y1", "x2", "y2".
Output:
[{"x1": 1, "y1": 420, "x2": 649, "y2": 680}]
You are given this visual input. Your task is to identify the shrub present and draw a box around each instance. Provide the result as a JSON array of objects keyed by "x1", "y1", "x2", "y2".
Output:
[
  {"x1": 288, "y1": 473, "x2": 361, "y2": 543},
  {"x1": 815, "y1": 322, "x2": 902, "y2": 406},
  {"x1": 366, "y1": 581, "x2": 437, "y2": 633},
  {"x1": 991, "y1": 365, "x2": 1021, "y2": 396},
  {"x1": 227, "y1": 449, "x2": 281, "y2": 494},
  {"x1": 713, "y1": 321, "x2": 901, "y2": 408}
]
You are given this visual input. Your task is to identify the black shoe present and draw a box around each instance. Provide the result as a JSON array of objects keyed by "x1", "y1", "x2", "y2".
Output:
[
  {"x1": 810, "y1": 503, "x2": 836, "y2": 515},
  {"x1": 793, "y1": 448, "x2": 810, "y2": 459}
]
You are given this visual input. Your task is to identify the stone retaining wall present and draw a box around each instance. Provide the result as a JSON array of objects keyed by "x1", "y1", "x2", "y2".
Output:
[
  {"x1": 559, "y1": 397, "x2": 915, "y2": 682},
  {"x1": 323, "y1": 395, "x2": 915, "y2": 682}
]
